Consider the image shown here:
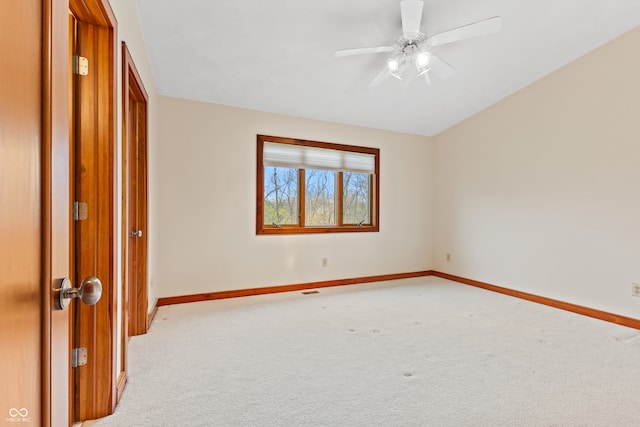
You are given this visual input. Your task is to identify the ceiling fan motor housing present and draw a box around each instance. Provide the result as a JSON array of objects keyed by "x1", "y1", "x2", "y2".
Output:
[{"x1": 388, "y1": 34, "x2": 432, "y2": 78}]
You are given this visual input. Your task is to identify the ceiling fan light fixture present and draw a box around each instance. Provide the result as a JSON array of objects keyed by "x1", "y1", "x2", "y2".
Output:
[
  {"x1": 386, "y1": 57, "x2": 400, "y2": 72},
  {"x1": 415, "y1": 51, "x2": 431, "y2": 68},
  {"x1": 387, "y1": 56, "x2": 405, "y2": 79},
  {"x1": 415, "y1": 51, "x2": 431, "y2": 77}
]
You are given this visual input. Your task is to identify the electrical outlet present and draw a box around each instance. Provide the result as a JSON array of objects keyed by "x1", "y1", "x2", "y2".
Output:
[
  {"x1": 322, "y1": 257, "x2": 328, "y2": 267},
  {"x1": 632, "y1": 283, "x2": 640, "y2": 297},
  {"x1": 446, "y1": 253, "x2": 451, "y2": 262}
]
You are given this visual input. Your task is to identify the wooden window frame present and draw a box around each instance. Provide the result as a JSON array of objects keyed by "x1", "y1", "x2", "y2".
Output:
[{"x1": 257, "y1": 135, "x2": 380, "y2": 235}]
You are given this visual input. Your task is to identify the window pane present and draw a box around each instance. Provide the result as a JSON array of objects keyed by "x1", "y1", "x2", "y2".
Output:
[
  {"x1": 257, "y1": 135, "x2": 379, "y2": 234},
  {"x1": 263, "y1": 166, "x2": 298, "y2": 225},
  {"x1": 305, "y1": 169, "x2": 336, "y2": 226},
  {"x1": 343, "y1": 172, "x2": 370, "y2": 225}
]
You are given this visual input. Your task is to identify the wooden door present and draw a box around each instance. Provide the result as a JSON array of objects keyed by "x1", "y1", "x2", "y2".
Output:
[
  {"x1": 123, "y1": 43, "x2": 150, "y2": 339},
  {"x1": 1, "y1": 0, "x2": 71, "y2": 426},
  {"x1": 0, "y1": 1, "x2": 46, "y2": 424},
  {"x1": 68, "y1": 0, "x2": 118, "y2": 421}
]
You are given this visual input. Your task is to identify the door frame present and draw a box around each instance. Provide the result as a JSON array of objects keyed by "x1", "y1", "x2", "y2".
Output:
[
  {"x1": 122, "y1": 41, "x2": 149, "y2": 338},
  {"x1": 120, "y1": 41, "x2": 149, "y2": 399},
  {"x1": 68, "y1": 0, "x2": 118, "y2": 421},
  {"x1": 39, "y1": 0, "x2": 118, "y2": 424}
]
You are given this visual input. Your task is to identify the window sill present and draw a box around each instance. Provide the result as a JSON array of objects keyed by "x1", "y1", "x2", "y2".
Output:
[{"x1": 257, "y1": 225, "x2": 379, "y2": 235}]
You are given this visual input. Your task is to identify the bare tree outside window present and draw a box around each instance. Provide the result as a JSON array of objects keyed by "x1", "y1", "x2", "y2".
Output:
[
  {"x1": 263, "y1": 166, "x2": 298, "y2": 225},
  {"x1": 305, "y1": 169, "x2": 336, "y2": 226},
  {"x1": 343, "y1": 172, "x2": 370, "y2": 225}
]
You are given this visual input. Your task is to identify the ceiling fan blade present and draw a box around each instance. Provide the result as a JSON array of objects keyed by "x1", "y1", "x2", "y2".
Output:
[
  {"x1": 427, "y1": 16, "x2": 502, "y2": 47},
  {"x1": 429, "y1": 54, "x2": 455, "y2": 79},
  {"x1": 368, "y1": 65, "x2": 391, "y2": 87},
  {"x1": 401, "y1": 67, "x2": 416, "y2": 91},
  {"x1": 335, "y1": 46, "x2": 395, "y2": 57},
  {"x1": 400, "y1": 0, "x2": 424, "y2": 39}
]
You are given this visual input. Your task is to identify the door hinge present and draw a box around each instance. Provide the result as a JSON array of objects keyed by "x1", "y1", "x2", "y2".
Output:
[
  {"x1": 72, "y1": 55, "x2": 89, "y2": 76},
  {"x1": 73, "y1": 201, "x2": 88, "y2": 221},
  {"x1": 72, "y1": 348, "x2": 88, "y2": 368}
]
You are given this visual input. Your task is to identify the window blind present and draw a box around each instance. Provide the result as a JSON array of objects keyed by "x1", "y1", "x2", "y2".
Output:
[{"x1": 263, "y1": 141, "x2": 375, "y2": 173}]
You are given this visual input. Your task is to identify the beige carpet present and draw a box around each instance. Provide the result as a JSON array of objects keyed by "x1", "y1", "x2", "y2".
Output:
[{"x1": 92, "y1": 277, "x2": 640, "y2": 426}]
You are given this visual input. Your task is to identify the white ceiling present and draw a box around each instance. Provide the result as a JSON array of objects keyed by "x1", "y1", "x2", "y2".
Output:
[{"x1": 134, "y1": 0, "x2": 640, "y2": 137}]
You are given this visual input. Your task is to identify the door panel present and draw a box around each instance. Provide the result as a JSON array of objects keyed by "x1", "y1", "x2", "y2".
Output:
[
  {"x1": 1, "y1": 0, "x2": 70, "y2": 426},
  {"x1": 133, "y1": 98, "x2": 149, "y2": 335},
  {"x1": 0, "y1": 1, "x2": 43, "y2": 424}
]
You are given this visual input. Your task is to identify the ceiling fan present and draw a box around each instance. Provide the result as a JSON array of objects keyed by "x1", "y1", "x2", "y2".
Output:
[{"x1": 335, "y1": 0, "x2": 502, "y2": 86}]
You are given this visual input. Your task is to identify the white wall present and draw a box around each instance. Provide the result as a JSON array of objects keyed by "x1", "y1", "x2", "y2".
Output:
[
  {"x1": 105, "y1": 0, "x2": 159, "y2": 373},
  {"x1": 156, "y1": 98, "x2": 434, "y2": 298},
  {"x1": 110, "y1": 0, "x2": 160, "y2": 307},
  {"x1": 433, "y1": 26, "x2": 640, "y2": 318}
]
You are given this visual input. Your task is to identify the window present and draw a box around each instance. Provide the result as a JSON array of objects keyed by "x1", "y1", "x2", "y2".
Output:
[{"x1": 257, "y1": 135, "x2": 379, "y2": 234}]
